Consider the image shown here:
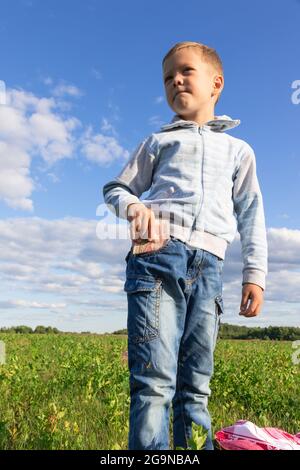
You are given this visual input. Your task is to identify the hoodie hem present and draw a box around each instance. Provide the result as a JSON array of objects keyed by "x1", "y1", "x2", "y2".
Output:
[{"x1": 169, "y1": 225, "x2": 228, "y2": 259}]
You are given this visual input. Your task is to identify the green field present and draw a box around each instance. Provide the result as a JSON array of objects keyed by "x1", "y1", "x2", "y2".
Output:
[{"x1": 0, "y1": 333, "x2": 299, "y2": 450}]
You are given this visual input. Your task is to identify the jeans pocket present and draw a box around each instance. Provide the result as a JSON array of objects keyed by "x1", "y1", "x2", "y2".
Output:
[
  {"x1": 203, "y1": 251, "x2": 224, "y2": 274},
  {"x1": 131, "y1": 237, "x2": 173, "y2": 258},
  {"x1": 125, "y1": 249, "x2": 131, "y2": 263},
  {"x1": 124, "y1": 276, "x2": 162, "y2": 344}
]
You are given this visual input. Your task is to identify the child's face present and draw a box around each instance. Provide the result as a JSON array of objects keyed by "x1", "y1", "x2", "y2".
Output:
[{"x1": 163, "y1": 48, "x2": 222, "y2": 120}]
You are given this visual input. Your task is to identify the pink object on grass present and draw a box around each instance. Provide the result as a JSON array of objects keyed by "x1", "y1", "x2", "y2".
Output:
[{"x1": 215, "y1": 420, "x2": 300, "y2": 450}]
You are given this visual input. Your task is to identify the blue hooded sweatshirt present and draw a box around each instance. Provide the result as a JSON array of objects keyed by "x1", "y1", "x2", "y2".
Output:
[{"x1": 103, "y1": 114, "x2": 268, "y2": 291}]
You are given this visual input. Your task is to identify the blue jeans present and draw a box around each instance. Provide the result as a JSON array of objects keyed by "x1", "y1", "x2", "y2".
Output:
[{"x1": 124, "y1": 236, "x2": 224, "y2": 450}]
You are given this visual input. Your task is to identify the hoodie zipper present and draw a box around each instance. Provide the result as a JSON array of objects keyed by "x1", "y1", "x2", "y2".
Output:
[{"x1": 190, "y1": 125, "x2": 204, "y2": 237}]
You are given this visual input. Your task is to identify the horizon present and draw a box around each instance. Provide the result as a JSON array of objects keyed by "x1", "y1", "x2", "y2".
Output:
[{"x1": 0, "y1": 0, "x2": 300, "y2": 332}]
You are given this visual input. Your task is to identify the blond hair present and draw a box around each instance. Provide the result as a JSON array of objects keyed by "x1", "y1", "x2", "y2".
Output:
[{"x1": 162, "y1": 41, "x2": 223, "y2": 105}]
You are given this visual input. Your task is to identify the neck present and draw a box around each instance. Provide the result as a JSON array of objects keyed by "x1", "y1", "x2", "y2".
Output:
[{"x1": 178, "y1": 106, "x2": 215, "y2": 126}]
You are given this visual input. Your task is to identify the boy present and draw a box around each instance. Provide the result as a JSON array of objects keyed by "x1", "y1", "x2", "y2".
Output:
[{"x1": 102, "y1": 41, "x2": 268, "y2": 450}]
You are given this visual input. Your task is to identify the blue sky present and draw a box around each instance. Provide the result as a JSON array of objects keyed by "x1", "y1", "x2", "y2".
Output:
[{"x1": 0, "y1": 0, "x2": 299, "y2": 332}]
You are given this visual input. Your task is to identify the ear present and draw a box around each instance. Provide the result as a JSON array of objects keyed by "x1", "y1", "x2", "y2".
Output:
[
  {"x1": 214, "y1": 75, "x2": 224, "y2": 92},
  {"x1": 212, "y1": 75, "x2": 224, "y2": 100}
]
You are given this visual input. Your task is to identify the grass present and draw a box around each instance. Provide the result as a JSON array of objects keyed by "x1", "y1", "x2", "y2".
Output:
[{"x1": 0, "y1": 333, "x2": 299, "y2": 449}]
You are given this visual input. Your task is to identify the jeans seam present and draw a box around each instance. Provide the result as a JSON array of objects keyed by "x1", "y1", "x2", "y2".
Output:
[{"x1": 177, "y1": 349, "x2": 189, "y2": 448}]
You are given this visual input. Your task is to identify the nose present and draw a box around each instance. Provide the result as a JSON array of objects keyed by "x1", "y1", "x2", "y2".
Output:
[{"x1": 172, "y1": 73, "x2": 183, "y2": 86}]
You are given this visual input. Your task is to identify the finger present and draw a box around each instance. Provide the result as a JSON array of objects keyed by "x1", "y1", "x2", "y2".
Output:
[
  {"x1": 239, "y1": 301, "x2": 253, "y2": 316},
  {"x1": 240, "y1": 300, "x2": 259, "y2": 317},
  {"x1": 130, "y1": 216, "x2": 141, "y2": 240},
  {"x1": 243, "y1": 309, "x2": 259, "y2": 317},
  {"x1": 139, "y1": 212, "x2": 149, "y2": 239},
  {"x1": 240, "y1": 295, "x2": 250, "y2": 313},
  {"x1": 127, "y1": 205, "x2": 135, "y2": 222},
  {"x1": 148, "y1": 212, "x2": 159, "y2": 241},
  {"x1": 130, "y1": 219, "x2": 136, "y2": 240},
  {"x1": 245, "y1": 301, "x2": 261, "y2": 317}
]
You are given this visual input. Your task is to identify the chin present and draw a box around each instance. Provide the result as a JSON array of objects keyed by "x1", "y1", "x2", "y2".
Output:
[{"x1": 175, "y1": 108, "x2": 194, "y2": 118}]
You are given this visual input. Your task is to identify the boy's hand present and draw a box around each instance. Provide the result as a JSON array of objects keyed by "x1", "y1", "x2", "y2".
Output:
[
  {"x1": 127, "y1": 203, "x2": 160, "y2": 241},
  {"x1": 239, "y1": 283, "x2": 264, "y2": 317},
  {"x1": 126, "y1": 203, "x2": 170, "y2": 254}
]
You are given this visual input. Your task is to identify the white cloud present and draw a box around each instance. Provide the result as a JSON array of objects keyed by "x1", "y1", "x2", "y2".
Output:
[
  {"x1": 267, "y1": 227, "x2": 300, "y2": 263},
  {"x1": 29, "y1": 112, "x2": 80, "y2": 165},
  {"x1": 47, "y1": 172, "x2": 60, "y2": 183},
  {"x1": 0, "y1": 217, "x2": 130, "y2": 297},
  {"x1": 80, "y1": 125, "x2": 129, "y2": 166},
  {"x1": 100, "y1": 117, "x2": 118, "y2": 137},
  {"x1": 0, "y1": 300, "x2": 66, "y2": 309},
  {"x1": 0, "y1": 80, "x2": 6, "y2": 105},
  {"x1": 0, "y1": 220, "x2": 299, "y2": 330},
  {"x1": 0, "y1": 88, "x2": 81, "y2": 210},
  {"x1": 52, "y1": 83, "x2": 84, "y2": 98},
  {"x1": 0, "y1": 84, "x2": 137, "y2": 211}
]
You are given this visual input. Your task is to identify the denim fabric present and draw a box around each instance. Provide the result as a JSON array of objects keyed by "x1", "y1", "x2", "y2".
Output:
[{"x1": 123, "y1": 236, "x2": 224, "y2": 450}]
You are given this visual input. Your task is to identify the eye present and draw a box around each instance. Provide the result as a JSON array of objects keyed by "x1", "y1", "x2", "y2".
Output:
[{"x1": 164, "y1": 67, "x2": 193, "y2": 83}]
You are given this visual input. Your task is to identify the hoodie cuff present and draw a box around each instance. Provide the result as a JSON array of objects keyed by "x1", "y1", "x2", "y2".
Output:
[
  {"x1": 118, "y1": 195, "x2": 142, "y2": 220},
  {"x1": 242, "y1": 269, "x2": 266, "y2": 291}
]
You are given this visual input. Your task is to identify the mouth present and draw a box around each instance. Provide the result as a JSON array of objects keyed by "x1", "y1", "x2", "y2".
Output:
[{"x1": 174, "y1": 91, "x2": 188, "y2": 100}]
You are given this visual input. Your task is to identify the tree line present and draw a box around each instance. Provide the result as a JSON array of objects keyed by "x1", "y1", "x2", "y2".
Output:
[
  {"x1": 0, "y1": 324, "x2": 299, "y2": 340},
  {"x1": 112, "y1": 324, "x2": 300, "y2": 341}
]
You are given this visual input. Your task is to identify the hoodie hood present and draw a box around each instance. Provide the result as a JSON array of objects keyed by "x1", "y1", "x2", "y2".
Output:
[{"x1": 160, "y1": 114, "x2": 241, "y2": 133}]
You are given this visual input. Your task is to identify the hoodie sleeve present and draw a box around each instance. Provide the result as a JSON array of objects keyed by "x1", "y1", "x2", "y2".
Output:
[
  {"x1": 102, "y1": 134, "x2": 157, "y2": 220},
  {"x1": 232, "y1": 143, "x2": 268, "y2": 291}
]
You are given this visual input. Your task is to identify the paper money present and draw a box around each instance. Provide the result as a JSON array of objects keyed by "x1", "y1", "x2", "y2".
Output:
[{"x1": 132, "y1": 238, "x2": 170, "y2": 255}]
